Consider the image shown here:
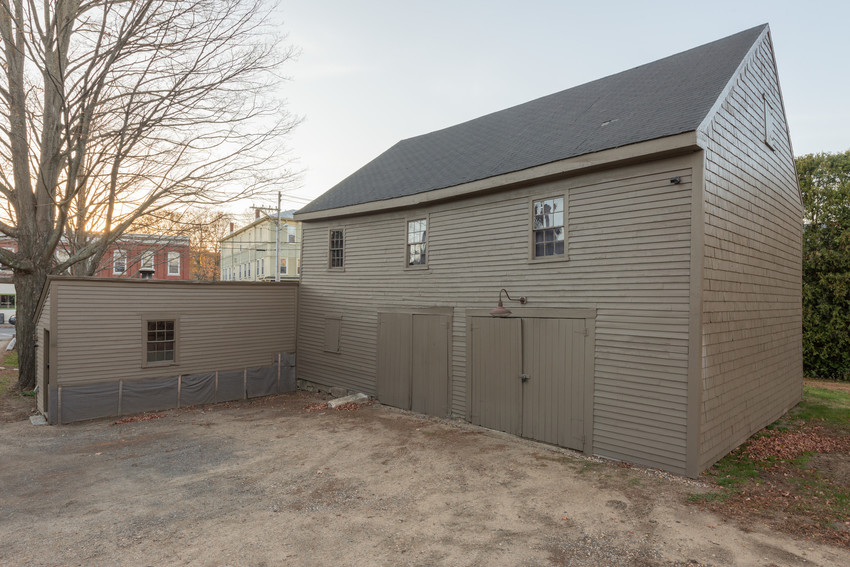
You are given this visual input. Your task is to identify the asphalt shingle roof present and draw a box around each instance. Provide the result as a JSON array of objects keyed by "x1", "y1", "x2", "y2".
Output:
[{"x1": 299, "y1": 25, "x2": 766, "y2": 215}]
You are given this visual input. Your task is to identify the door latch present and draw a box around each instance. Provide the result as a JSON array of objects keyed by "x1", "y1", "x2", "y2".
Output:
[{"x1": 520, "y1": 374, "x2": 529, "y2": 383}]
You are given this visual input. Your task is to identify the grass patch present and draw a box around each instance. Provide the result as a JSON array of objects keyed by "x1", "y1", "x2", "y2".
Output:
[
  {"x1": 1, "y1": 350, "x2": 17, "y2": 368},
  {"x1": 697, "y1": 385, "x2": 850, "y2": 547}
]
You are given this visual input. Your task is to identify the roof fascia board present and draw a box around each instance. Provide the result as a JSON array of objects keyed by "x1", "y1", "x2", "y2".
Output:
[
  {"x1": 296, "y1": 131, "x2": 700, "y2": 221},
  {"x1": 695, "y1": 25, "x2": 769, "y2": 144}
]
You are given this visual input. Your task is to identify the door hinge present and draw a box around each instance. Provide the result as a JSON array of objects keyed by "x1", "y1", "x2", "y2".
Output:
[{"x1": 520, "y1": 374, "x2": 529, "y2": 383}]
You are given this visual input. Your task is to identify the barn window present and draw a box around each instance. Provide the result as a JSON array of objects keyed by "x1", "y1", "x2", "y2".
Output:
[
  {"x1": 764, "y1": 95, "x2": 778, "y2": 151},
  {"x1": 532, "y1": 196, "x2": 565, "y2": 259},
  {"x1": 406, "y1": 218, "x2": 427, "y2": 267},
  {"x1": 329, "y1": 229, "x2": 344, "y2": 269},
  {"x1": 143, "y1": 318, "x2": 178, "y2": 366}
]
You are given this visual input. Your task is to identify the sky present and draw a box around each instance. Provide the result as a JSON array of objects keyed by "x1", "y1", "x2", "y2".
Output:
[{"x1": 263, "y1": 0, "x2": 850, "y2": 211}]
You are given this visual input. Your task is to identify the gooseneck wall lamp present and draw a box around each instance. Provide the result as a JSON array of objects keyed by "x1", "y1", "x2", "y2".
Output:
[{"x1": 489, "y1": 289, "x2": 527, "y2": 317}]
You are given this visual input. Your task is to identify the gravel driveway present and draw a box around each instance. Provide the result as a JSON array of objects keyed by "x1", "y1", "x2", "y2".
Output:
[{"x1": 0, "y1": 391, "x2": 847, "y2": 566}]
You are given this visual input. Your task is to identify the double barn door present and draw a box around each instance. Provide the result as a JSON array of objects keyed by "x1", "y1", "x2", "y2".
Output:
[
  {"x1": 376, "y1": 311, "x2": 450, "y2": 417},
  {"x1": 470, "y1": 316, "x2": 588, "y2": 451}
]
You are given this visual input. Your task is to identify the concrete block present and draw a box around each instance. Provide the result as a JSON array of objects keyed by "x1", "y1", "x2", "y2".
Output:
[
  {"x1": 329, "y1": 387, "x2": 348, "y2": 398},
  {"x1": 327, "y1": 393, "x2": 369, "y2": 409},
  {"x1": 29, "y1": 415, "x2": 47, "y2": 426}
]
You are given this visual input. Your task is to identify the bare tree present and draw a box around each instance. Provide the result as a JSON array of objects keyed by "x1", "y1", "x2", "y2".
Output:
[{"x1": 0, "y1": 0, "x2": 298, "y2": 389}]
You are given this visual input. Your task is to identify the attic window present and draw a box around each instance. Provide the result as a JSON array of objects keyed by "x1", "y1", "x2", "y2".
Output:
[
  {"x1": 406, "y1": 218, "x2": 427, "y2": 267},
  {"x1": 764, "y1": 95, "x2": 778, "y2": 151},
  {"x1": 532, "y1": 196, "x2": 566, "y2": 259}
]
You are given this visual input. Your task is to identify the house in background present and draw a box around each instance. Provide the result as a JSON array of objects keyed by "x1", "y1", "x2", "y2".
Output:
[
  {"x1": 0, "y1": 234, "x2": 191, "y2": 280},
  {"x1": 89, "y1": 234, "x2": 191, "y2": 280},
  {"x1": 0, "y1": 279, "x2": 14, "y2": 324},
  {"x1": 220, "y1": 210, "x2": 302, "y2": 282},
  {"x1": 293, "y1": 25, "x2": 802, "y2": 477}
]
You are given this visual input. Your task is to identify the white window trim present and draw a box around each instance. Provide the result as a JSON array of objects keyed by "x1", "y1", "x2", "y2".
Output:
[
  {"x1": 113, "y1": 249, "x2": 127, "y2": 274},
  {"x1": 328, "y1": 227, "x2": 345, "y2": 270},
  {"x1": 167, "y1": 251, "x2": 180, "y2": 276},
  {"x1": 141, "y1": 250, "x2": 155, "y2": 270}
]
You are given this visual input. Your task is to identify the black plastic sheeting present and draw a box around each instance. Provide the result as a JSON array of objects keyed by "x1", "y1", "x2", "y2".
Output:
[
  {"x1": 47, "y1": 386, "x2": 59, "y2": 425},
  {"x1": 59, "y1": 382, "x2": 120, "y2": 424},
  {"x1": 179, "y1": 372, "x2": 216, "y2": 407},
  {"x1": 215, "y1": 369, "x2": 245, "y2": 402},
  {"x1": 45, "y1": 358, "x2": 297, "y2": 425},
  {"x1": 246, "y1": 365, "x2": 277, "y2": 398},
  {"x1": 281, "y1": 353, "x2": 296, "y2": 392},
  {"x1": 122, "y1": 376, "x2": 178, "y2": 415}
]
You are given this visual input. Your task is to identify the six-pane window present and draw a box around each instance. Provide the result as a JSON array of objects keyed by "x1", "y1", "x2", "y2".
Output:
[
  {"x1": 532, "y1": 197, "x2": 565, "y2": 258},
  {"x1": 407, "y1": 219, "x2": 427, "y2": 266},
  {"x1": 329, "y1": 230, "x2": 344, "y2": 268},
  {"x1": 146, "y1": 320, "x2": 175, "y2": 363}
]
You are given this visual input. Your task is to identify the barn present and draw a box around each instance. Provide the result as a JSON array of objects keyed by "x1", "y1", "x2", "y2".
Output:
[{"x1": 293, "y1": 24, "x2": 803, "y2": 477}]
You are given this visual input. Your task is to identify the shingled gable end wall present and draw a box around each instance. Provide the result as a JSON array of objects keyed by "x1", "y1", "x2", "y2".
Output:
[{"x1": 697, "y1": 31, "x2": 803, "y2": 470}]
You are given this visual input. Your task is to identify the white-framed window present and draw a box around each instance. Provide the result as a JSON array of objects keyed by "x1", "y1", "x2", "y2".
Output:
[
  {"x1": 406, "y1": 218, "x2": 427, "y2": 267},
  {"x1": 238, "y1": 265, "x2": 242, "y2": 279},
  {"x1": 113, "y1": 249, "x2": 127, "y2": 274},
  {"x1": 260, "y1": 259, "x2": 264, "y2": 276},
  {"x1": 167, "y1": 252, "x2": 180, "y2": 275},
  {"x1": 141, "y1": 251, "x2": 155, "y2": 270},
  {"x1": 288, "y1": 225, "x2": 296, "y2": 243},
  {"x1": 0, "y1": 294, "x2": 15, "y2": 309},
  {"x1": 297, "y1": 258, "x2": 301, "y2": 275},
  {"x1": 329, "y1": 229, "x2": 344, "y2": 269},
  {"x1": 532, "y1": 196, "x2": 566, "y2": 259},
  {"x1": 280, "y1": 258, "x2": 287, "y2": 275},
  {"x1": 247, "y1": 261, "x2": 251, "y2": 278}
]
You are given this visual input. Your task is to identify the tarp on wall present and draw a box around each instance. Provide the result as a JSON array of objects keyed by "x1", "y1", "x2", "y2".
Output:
[
  {"x1": 60, "y1": 383, "x2": 120, "y2": 424},
  {"x1": 179, "y1": 372, "x2": 216, "y2": 407},
  {"x1": 122, "y1": 376, "x2": 178, "y2": 415},
  {"x1": 216, "y1": 369, "x2": 244, "y2": 402}
]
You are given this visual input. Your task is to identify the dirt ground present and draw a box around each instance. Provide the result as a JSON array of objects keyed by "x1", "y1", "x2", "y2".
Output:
[{"x1": 1, "y1": 392, "x2": 848, "y2": 567}]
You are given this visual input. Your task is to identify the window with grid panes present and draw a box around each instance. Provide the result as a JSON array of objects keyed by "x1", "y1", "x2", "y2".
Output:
[
  {"x1": 329, "y1": 229, "x2": 344, "y2": 268},
  {"x1": 407, "y1": 219, "x2": 427, "y2": 266},
  {"x1": 532, "y1": 197, "x2": 565, "y2": 258},
  {"x1": 146, "y1": 320, "x2": 175, "y2": 363}
]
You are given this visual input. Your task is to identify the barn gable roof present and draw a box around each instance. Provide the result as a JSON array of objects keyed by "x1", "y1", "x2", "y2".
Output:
[{"x1": 299, "y1": 25, "x2": 767, "y2": 216}]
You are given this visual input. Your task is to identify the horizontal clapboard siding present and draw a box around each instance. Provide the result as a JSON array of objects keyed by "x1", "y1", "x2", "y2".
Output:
[
  {"x1": 51, "y1": 281, "x2": 297, "y2": 386},
  {"x1": 35, "y1": 292, "x2": 51, "y2": 413},
  {"x1": 698, "y1": 33, "x2": 803, "y2": 470},
  {"x1": 298, "y1": 154, "x2": 695, "y2": 474}
]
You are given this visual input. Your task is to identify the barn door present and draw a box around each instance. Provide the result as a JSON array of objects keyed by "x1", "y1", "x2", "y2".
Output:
[
  {"x1": 470, "y1": 317, "x2": 522, "y2": 436},
  {"x1": 377, "y1": 313, "x2": 412, "y2": 410},
  {"x1": 470, "y1": 316, "x2": 586, "y2": 451},
  {"x1": 376, "y1": 311, "x2": 449, "y2": 417},
  {"x1": 521, "y1": 318, "x2": 585, "y2": 449}
]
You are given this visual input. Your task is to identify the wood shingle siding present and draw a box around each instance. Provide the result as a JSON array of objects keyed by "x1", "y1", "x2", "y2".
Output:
[
  {"x1": 696, "y1": 32, "x2": 803, "y2": 470},
  {"x1": 298, "y1": 155, "x2": 696, "y2": 474}
]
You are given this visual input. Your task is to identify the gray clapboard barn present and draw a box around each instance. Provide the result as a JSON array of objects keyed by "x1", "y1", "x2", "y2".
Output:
[
  {"x1": 34, "y1": 277, "x2": 298, "y2": 424},
  {"x1": 295, "y1": 24, "x2": 801, "y2": 477}
]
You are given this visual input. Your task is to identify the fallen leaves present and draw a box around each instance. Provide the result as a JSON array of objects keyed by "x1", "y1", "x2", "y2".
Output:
[
  {"x1": 111, "y1": 413, "x2": 167, "y2": 425},
  {"x1": 744, "y1": 426, "x2": 850, "y2": 463}
]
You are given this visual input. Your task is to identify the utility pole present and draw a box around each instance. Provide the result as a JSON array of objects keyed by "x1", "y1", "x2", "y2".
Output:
[{"x1": 275, "y1": 191, "x2": 281, "y2": 282}]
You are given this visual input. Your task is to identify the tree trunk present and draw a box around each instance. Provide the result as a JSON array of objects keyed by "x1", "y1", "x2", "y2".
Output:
[{"x1": 13, "y1": 267, "x2": 48, "y2": 390}]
